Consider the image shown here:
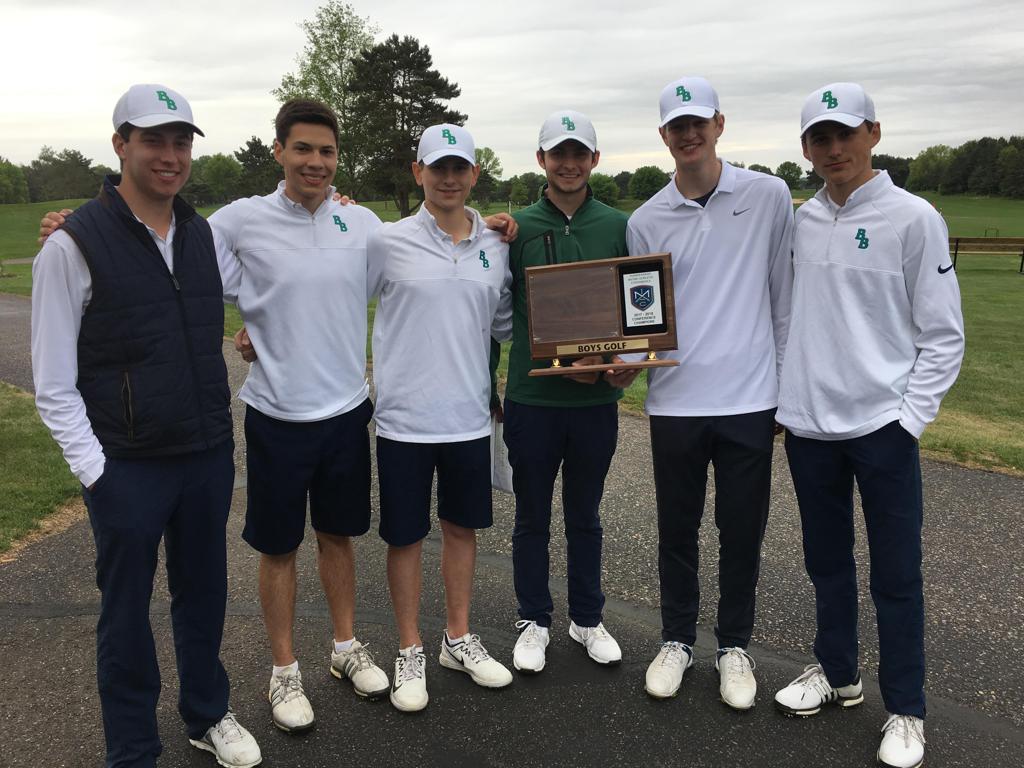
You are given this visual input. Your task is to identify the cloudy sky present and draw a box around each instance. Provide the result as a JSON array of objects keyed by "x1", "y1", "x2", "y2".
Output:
[{"x1": 3, "y1": 0, "x2": 1023, "y2": 179}]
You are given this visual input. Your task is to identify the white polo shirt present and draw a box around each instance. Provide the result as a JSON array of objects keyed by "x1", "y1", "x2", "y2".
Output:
[
  {"x1": 777, "y1": 171, "x2": 964, "y2": 440},
  {"x1": 368, "y1": 204, "x2": 512, "y2": 443},
  {"x1": 210, "y1": 183, "x2": 382, "y2": 421},
  {"x1": 626, "y1": 162, "x2": 794, "y2": 416}
]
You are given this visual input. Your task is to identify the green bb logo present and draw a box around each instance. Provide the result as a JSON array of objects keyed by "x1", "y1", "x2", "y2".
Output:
[
  {"x1": 821, "y1": 90, "x2": 838, "y2": 109},
  {"x1": 479, "y1": 250, "x2": 490, "y2": 269},
  {"x1": 854, "y1": 229, "x2": 869, "y2": 249},
  {"x1": 561, "y1": 116, "x2": 575, "y2": 131},
  {"x1": 676, "y1": 85, "x2": 692, "y2": 102},
  {"x1": 157, "y1": 90, "x2": 177, "y2": 111},
  {"x1": 332, "y1": 215, "x2": 348, "y2": 232},
  {"x1": 441, "y1": 129, "x2": 457, "y2": 145}
]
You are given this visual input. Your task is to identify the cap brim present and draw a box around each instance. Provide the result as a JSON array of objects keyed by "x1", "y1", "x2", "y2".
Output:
[
  {"x1": 539, "y1": 134, "x2": 597, "y2": 153},
  {"x1": 800, "y1": 112, "x2": 865, "y2": 136},
  {"x1": 420, "y1": 149, "x2": 476, "y2": 166},
  {"x1": 127, "y1": 113, "x2": 205, "y2": 137},
  {"x1": 659, "y1": 105, "x2": 716, "y2": 127}
]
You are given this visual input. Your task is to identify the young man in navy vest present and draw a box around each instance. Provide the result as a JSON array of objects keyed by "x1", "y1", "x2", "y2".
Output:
[{"x1": 31, "y1": 84, "x2": 261, "y2": 768}]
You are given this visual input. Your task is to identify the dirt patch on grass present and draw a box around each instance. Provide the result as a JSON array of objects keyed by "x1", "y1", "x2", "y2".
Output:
[{"x1": 0, "y1": 497, "x2": 86, "y2": 564}]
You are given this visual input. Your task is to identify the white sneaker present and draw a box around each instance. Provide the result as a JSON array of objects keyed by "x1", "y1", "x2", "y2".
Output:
[
  {"x1": 877, "y1": 714, "x2": 925, "y2": 768},
  {"x1": 645, "y1": 641, "x2": 693, "y2": 699},
  {"x1": 716, "y1": 647, "x2": 757, "y2": 710},
  {"x1": 189, "y1": 711, "x2": 262, "y2": 768},
  {"x1": 331, "y1": 640, "x2": 390, "y2": 699},
  {"x1": 513, "y1": 620, "x2": 550, "y2": 673},
  {"x1": 390, "y1": 645, "x2": 428, "y2": 712},
  {"x1": 774, "y1": 663, "x2": 864, "y2": 716},
  {"x1": 268, "y1": 668, "x2": 314, "y2": 732},
  {"x1": 439, "y1": 632, "x2": 513, "y2": 688},
  {"x1": 569, "y1": 621, "x2": 622, "y2": 665}
]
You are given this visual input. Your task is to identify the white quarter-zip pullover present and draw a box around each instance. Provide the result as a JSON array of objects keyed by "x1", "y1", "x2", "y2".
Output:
[
  {"x1": 777, "y1": 171, "x2": 964, "y2": 439},
  {"x1": 368, "y1": 205, "x2": 512, "y2": 442}
]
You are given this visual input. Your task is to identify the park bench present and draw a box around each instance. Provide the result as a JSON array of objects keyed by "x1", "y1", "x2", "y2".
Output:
[{"x1": 948, "y1": 236, "x2": 1024, "y2": 273}]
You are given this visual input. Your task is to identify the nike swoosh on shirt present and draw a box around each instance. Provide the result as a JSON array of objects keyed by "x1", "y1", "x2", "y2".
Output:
[
  {"x1": 732, "y1": 208, "x2": 751, "y2": 216},
  {"x1": 938, "y1": 264, "x2": 954, "y2": 274}
]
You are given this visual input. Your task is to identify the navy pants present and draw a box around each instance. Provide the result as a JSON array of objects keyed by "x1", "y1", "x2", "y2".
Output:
[
  {"x1": 82, "y1": 441, "x2": 234, "y2": 768},
  {"x1": 650, "y1": 410, "x2": 775, "y2": 648},
  {"x1": 785, "y1": 421, "x2": 926, "y2": 718},
  {"x1": 504, "y1": 400, "x2": 617, "y2": 628}
]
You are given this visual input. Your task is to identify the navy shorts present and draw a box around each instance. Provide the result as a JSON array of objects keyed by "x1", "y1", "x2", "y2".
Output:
[
  {"x1": 243, "y1": 399, "x2": 373, "y2": 555},
  {"x1": 376, "y1": 435, "x2": 492, "y2": 547}
]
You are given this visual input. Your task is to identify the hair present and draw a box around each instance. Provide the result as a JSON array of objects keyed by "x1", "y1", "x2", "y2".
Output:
[
  {"x1": 274, "y1": 99, "x2": 339, "y2": 146},
  {"x1": 116, "y1": 123, "x2": 136, "y2": 142}
]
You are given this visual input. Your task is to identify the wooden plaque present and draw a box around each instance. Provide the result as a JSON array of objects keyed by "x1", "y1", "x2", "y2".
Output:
[{"x1": 525, "y1": 252, "x2": 678, "y2": 377}]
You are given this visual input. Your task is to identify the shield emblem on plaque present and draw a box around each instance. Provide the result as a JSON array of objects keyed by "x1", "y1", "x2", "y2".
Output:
[{"x1": 630, "y1": 285, "x2": 654, "y2": 311}]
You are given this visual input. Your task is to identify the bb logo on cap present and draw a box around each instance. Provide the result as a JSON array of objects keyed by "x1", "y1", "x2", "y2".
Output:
[
  {"x1": 676, "y1": 85, "x2": 692, "y2": 102},
  {"x1": 441, "y1": 128, "x2": 457, "y2": 145},
  {"x1": 156, "y1": 90, "x2": 178, "y2": 111},
  {"x1": 821, "y1": 90, "x2": 838, "y2": 110},
  {"x1": 561, "y1": 116, "x2": 575, "y2": 131}
]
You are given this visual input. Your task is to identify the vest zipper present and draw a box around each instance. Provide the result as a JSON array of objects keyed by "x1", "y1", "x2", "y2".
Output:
[{"x1": 121, "y1": 370, "x2": 135, "y2": 442}]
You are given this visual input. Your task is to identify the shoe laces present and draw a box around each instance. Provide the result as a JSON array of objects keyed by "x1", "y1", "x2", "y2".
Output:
[
  {"x1": 397, "y1": 648, "x2": 426, "y2": 683},
  {"x1": 271, "y1": 671, "x2": 306, "y2": 705},
  {"x1": 719, "y1": 647, "x2": 756, "y2": 680},
  {"x1": 515, "y1": 620, "x2": 542, "y2": 647},
  {"x1": 791, "y1": 663, "x2": 834, "y2": 698},
  {"x1": 658, "y1": 641, "x2": 692, "y2": 667},
  {"x1": 462, "y1": 634, "x2": 492, "y2": 663},
  {"x1": 349, "y1": 643, "x2": 377, "y2": 672},
  {"x1": 881, "y1": 714, "x2": 925, "y2": 748},
  {"x1": 213, "y1": 711, "x2": 244, "y2": 744}
]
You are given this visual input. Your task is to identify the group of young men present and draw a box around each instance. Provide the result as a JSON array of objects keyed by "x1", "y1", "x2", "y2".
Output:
[{"x1": 31, "y1": 74, "x2": 964, "y2": 768}]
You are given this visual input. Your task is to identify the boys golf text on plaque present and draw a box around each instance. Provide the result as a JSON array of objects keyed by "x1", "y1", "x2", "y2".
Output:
[{"x1": 525, "y1": 252, "x2": 679, "y2": 377}]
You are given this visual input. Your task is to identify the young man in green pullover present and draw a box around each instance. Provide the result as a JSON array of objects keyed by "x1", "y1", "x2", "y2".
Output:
[{"x1": 498, "y1": 110, "x2": 631, "y2": 673}]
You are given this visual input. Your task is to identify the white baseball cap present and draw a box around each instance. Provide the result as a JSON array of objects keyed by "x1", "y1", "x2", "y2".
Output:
[
  {"x1": 112, "y1": 84, "x2": 204, "y2": 136},
  {"x1": 801, "y1": 83, "x2": 875, "y2": 135},
  {"x1": 659, "y1": 76, "x2": 719, "y2": 126},
  {"x1": 417, "y1": 123, "x2": 476, "y2": 166},
  {"x1": 538, "y1": 110, "x2": 597, "y2": 153}
]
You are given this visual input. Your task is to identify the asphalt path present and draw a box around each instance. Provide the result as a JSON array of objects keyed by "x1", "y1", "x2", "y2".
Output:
[{"x1": 1, "y1": 299, "x2": 1021, "y2": 767}]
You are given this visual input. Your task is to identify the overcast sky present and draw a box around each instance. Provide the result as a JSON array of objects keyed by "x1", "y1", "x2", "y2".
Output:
[{"x1": 3, "y1": 0, "x2": 1023, "y2": 179}]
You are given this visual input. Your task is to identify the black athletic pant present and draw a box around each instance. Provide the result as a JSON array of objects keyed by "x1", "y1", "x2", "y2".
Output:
[{"x1": 650, "y1": 409, "x2": 775, "y2": 648}]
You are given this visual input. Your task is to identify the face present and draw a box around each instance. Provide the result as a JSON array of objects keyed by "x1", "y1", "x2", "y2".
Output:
[
  {"x1": 275, "y1": 122, "x2": 338, "y2": 208},
  {"x1": 802, "y1": 120, "x2": 881, "y2": 196},
  {"x1": 412, "y1": 156, "x2": 480, "y2": 212},
  {"x1": 536, "y1": 140, "x2": 599, "y2": 196},
  {"x1": 112, "y1": 123, "x2": 193, "y2": 202},
  {"x1": 659, "y1": 113, "x2": 724, "y2": 172}
]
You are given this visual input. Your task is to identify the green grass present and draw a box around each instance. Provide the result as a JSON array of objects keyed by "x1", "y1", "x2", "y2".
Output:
[
  {"x1": 0, "y1": 382, "x2": 80, "y2": 553},
  {"x1": 913, "y1": 193, "x2": 1024, "y2": 237},
  {"x1": 0, "y1": 199, "x2": 89, "y2": 261}
]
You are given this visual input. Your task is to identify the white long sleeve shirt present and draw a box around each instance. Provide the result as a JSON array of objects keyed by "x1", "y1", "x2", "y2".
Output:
[
  {"x1": 31, "y1": 219, "x2": 184, "y2": 487},
  {"x1": 777, "y1": 171, "x2": 965, "y2": 440},
  {"x1": 368, "y1": 204, "x2": 512, "y2": 443},
  {"x1": 626, "y1": 162, "x2": 794, "y2": 416},
  {"x1": 210, "y1": 183, "x2": 382, "y2": 421}
]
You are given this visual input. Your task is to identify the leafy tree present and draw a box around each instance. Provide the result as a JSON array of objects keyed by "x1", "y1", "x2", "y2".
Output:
[
  {"x1": 730, "y1": 161, "x2": 746, "y2": 169},
  {"x1": 23, "y1": 146, "x2": 104, "y2": 201},
  {"x1": 349, "y1": 34, "x2": 466, "y2": 217},
  {"x1": 775, "y1": 161, "x2": 803, "y2": 190},
  {"x1": 473, "y1": 169, "x2": 497, "y2": 207},
  {"x1": 804, "y1": 168, "x2": 824, "y2": 190},
  {"x1": 234, "y1": 136, "x2": 283, "y2": 197},
  {"x1": 941, "y1": 138, "x2": 1002, "y2": 195},
  {"x1": 0, "y1": 157, "x2": 29, "y2": 204},
  {"x1": 186, "y1": 154, "x2": 243, "y2": 205},
  {"x1": 749, "y1": 164, "x2": 773, "y2": 176},
  {"x1": 508, "y1": 178, "x2": 529, "y2": 205},
  {"x1": 517, "y1": 172, "x2": 545, "y2": 204},
  {"x1": 628, "y1": 166, "x2": 669, "y2": 200},
  {"x1": 997, "y1": 144, "x2": 1024, "y2": 198},
  {"x1": 589, "y1": 173, "x2": 619, "y2": 206},
  {"x1": 613, "y1": 171, "x2": 632, "y2": 198},
  {"x1": 274, "y1": 1, "x2": 378, "y2": 194},
  {"x1": 475, "y1": 147, "x2": 502, "y2": 180},
  {"x1": 872, "y1": 154, "x2": 911, "y2": 189},
  {"x1": 906, "y1": 144, "x2": 952, "y2": 192}
]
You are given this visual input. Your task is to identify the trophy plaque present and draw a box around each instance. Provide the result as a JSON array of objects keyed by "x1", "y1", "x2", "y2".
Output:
[{"x1": 525, "y1": 252, "x2": 679, "y2": 377}]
